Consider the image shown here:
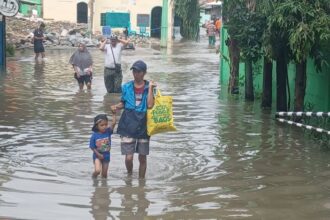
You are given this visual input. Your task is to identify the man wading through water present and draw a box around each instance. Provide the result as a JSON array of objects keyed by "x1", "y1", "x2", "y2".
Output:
[
  {"x1": 111, "y1": 60, "x2": 157, "y2": 179},
  {"x1": 99, "y1": 34, "x2": 129, "y2": 93},
  {"x1": 33, "y1": 22, "x2": 46, "y2": 59}
]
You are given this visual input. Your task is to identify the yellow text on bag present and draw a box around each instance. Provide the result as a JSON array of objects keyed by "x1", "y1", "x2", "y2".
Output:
[{"x1": 147, "y1": 89, "x2": 176, "y2": 136}]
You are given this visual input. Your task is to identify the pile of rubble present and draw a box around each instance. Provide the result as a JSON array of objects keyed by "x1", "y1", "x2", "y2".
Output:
[{"x1": 6, "y1": 16, "x2": 152, "y2": 50}]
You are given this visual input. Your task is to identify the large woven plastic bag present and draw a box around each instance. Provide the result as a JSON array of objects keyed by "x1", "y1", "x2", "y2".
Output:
[{"x1": 147, "y1": 89, "x2": 176, "y2": 136}]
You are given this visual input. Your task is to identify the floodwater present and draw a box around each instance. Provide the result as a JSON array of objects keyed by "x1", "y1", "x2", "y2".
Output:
[{"x1": 0, "y1": 36, "x2": 329, "y2": 220}]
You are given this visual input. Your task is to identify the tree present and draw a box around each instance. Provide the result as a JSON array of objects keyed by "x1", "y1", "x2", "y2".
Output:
[
  {"x1": 222, "y1": 0, "x2": 330, "y2": 112},
  {"x1": 257, "y1": 0, "x2": 274, "y2": 109},
  {"x1": 237, "y1": 2, "x2": 266, "y2": 101},
  {"x1": 175, "y1": 0, "x2": 200, "y2": 40},
  {"x1": 270, "y1": 0, "x2": 330, "y2": 112},
  {"x1": 222, "y1": 0, "x2": 242, "y2": 94},
  {"x1": 267, "y1": 0, "x2": 292, "y2": 112},
  {"x1": 223, "y1": 0, "x2": 266, "y2": 99}
]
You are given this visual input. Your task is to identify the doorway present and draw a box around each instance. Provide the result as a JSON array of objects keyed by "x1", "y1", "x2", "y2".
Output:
[
  {"x1": 151, "y1": 6, "x2": 162, "y2": 38},
  {"x1": 77, "y1": 2, "x2": 88, "y2": 23}
]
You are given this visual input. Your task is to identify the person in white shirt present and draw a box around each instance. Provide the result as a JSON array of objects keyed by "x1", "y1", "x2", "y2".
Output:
[{"x1": 99, "y1": 34, "x2": 129, "y2": 93}]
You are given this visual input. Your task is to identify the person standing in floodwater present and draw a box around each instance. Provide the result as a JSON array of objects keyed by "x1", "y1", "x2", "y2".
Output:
[
  {"x1": 99, "y1": 34, "x2": 129, "y2": 93},
  {"x1": 111, "y1": 60, "x2": 157, "y2": 179},
  {"x1": 215, "y1": 17, "x2": 222, "y2": 40},
  {"x1": 89, "y1": 112, "x2": 116, "y2": 179},
  {"x1": 206, "y1": 20, "x2": 216, "y2": 47},
  {"x1": 69, "y1": 42, "x2": 93, "y2": 90},
  {"x1": 33, "y1": 22, "x2": 46, "y2": 59}
]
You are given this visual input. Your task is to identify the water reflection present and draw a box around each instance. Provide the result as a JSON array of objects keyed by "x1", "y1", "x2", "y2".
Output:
[
  {"x1": 90, "y1": 179, "x2": 114, "y2": 220},
  {"x1": 34, "y1": 59, "x2": 45, "y2": 78},
  {"x1": 118, "y1": 177, "x2": 150, "y2": 219},
  {"x1": 69, "y1": 90, "x2": 93, "y2": 134}
]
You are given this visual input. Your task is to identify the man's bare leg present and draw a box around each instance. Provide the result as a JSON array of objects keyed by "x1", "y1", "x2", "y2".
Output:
[
  {"x1": 125, "y1": 154, "x2": 134, "y2": 175},
  {"x1": 86, "y1": 82, "x2": 91, "y2": 90},
  {"x1": 138, "y1": 155, "x2": 147, "y2": 179},
  {"x1": 79, "y1": 83, "x2": 84, "y2": 90}
]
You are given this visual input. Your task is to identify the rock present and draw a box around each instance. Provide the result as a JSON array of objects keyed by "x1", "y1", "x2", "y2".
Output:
[
  {"x1": 61, "y1": 29, "x2": 68, "y2": 37},
  {"x1": 6, "y1": 15, "x2": 152, "y2": 50}
]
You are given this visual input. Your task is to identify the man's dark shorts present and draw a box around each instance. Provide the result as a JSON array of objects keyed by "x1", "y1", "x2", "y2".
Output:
[
  {"x1": 75, "y1": 74, "x2": 92, "y2": 84},
  {"x1": 34, "y1": 42, "x2": 45, "y2": 53},
  {"x1": 121, "y1": 137, "x2": 150, "y2": 155}
]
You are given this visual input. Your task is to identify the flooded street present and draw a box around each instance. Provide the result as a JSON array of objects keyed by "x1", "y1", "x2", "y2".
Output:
[{"x1": 0, "y1": 36, "x2": 330, "y2": 220}]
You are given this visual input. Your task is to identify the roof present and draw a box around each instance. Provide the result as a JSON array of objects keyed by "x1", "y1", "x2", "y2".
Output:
[
  {"x1": 20, "y1": 0, "x2": 41, "y2": 5},
  {"x1": 200, "y1": 1, "x2": 222, "y2": 9}
]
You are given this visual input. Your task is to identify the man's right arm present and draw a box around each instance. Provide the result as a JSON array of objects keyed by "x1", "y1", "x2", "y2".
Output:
[
  {"x1": 118, "y1": 38, "x2": 129, "y2": 47},
  {"x1": 99, "y1": 39, "x2": 107, "y2": 51}
]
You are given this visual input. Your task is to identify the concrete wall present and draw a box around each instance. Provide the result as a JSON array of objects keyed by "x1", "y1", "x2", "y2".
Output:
[
  {"x1": 43, "y1": 0, "x2": 88, "y2": 22},
  {"x1": 42, "y1": 0, "x2": 174, "y2": 44},
  {"x1": 42, "y1": 0, "x2": 167, "y2": 35}
]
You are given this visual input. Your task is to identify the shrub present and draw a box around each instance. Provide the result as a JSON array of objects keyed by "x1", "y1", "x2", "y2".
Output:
[{"x1": 6, "y1": 43, "x2": 15, "y2": 57}]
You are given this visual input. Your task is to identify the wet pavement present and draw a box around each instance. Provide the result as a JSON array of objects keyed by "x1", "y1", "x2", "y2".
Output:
[{"x1": 0, "y1": 36, "x2": 330, "y2": 220}]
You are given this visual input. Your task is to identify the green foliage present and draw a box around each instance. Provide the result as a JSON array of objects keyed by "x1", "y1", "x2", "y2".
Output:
[
  {"x1": 6, "y1": 43, "x2": 15, "y2": 57},
  {"x1": 223, "y1": 0, "x2": 266, "y2": 62},
  {"x1": 313, "y1": 39, "x2": 330, "y2": 71},
  {"x1": 175, "y1": 0, "x2": 200, "y2": 40},
  {"x1": 271, "y1": 0, "x2": 330, "y2": 62},
  {"x1": 224, "y1": 0, "x2": 330, "y2": 70},
  {"x1": 304, "y1": 101, "x2": 315, "y2": 112}
]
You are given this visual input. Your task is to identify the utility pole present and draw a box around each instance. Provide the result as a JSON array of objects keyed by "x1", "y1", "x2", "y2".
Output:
[
  {"x1": 0, "y1": 15, "x2": 5, "y2": 71},
  {"x1": 89, "y1": 0, "x2": 95, "y2": 35},
  {"x1": 160, "y1": 0, "x2": 168, "y2": 48},
  {"x1": 0, "y1": 0, "x2": 20, "y2": 71}
]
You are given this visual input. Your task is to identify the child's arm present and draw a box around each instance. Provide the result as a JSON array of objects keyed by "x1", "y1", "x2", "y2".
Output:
[
  {"x1": 90, "y1": 136, "x2": 104, "y2": 159},
  {"x1": 110, "y1": 110, "x2": 117, "y2": 130},
  {"x1": 91, "y1": 148, "x2": 104, "y2": 159},
  {"x1": 111, "y1": 101, "x2": 124, "y2": 112}
]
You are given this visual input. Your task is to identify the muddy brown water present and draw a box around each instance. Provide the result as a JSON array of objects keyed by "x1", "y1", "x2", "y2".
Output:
[{"x1": 0, "y1": 37, "x2": 329, "y2": 220}]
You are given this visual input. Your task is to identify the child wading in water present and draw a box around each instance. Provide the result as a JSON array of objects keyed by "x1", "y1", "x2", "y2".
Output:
[{"x1": 89, "y1": 112, "x2": 116, "y2": 178}]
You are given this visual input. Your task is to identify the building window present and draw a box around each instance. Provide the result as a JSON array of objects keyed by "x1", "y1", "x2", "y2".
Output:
[
  {"x1": 137, "y1": 14, "x2": 150, "y2": 27},
  {"x1": 101, "y1": 13, "x2": 106, "y2": 26}
]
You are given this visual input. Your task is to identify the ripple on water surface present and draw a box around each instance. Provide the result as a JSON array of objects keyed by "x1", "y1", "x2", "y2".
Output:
[{"x1": 0, "y1": 41, "x2": 329, "y2": 219}]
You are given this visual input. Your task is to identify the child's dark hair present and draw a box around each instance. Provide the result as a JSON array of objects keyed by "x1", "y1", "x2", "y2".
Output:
[{"x1": 92, "y1": 114, "x2": 108, "y2": 132}]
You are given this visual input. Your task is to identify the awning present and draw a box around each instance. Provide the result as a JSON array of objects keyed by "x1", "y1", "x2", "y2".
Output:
[
  {"x1": 20, "y1": 0, "x2": 41, "y2": 5},
  {"x1": 201, "y1": 1, "x2": 222, "y2": 9}
]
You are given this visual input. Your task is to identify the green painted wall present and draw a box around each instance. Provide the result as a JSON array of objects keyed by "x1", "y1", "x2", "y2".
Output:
[{"x1": 220, "y1": 27, "x2": 330, "y2": 112}]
